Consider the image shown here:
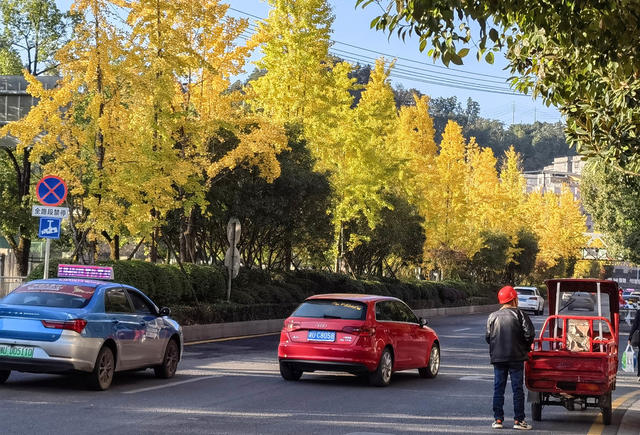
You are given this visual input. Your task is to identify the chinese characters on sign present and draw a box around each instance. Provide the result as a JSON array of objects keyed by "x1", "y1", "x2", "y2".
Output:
[
  {"x1": 31, "y1": 205, "x2": 70, "y2": 218},
  {"x1": 57, "y1": 264, "x2": 114, "y2": 280}
]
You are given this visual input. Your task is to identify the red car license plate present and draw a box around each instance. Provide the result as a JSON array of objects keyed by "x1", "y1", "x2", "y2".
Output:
[{"x1": 307, "y1": 330, "x2": 335, "y2": 342}]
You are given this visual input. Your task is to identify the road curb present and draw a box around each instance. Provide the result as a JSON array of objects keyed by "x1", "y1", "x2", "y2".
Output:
[{"x1": 182, "y1": 303, "x2": 500, "y2": 343}]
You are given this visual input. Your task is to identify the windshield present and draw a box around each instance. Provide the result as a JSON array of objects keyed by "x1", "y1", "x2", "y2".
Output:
[
  {"x1": 517, "y1": 289, "x2": 535, "y2": 296},
  {"x1": 2, "y1": 282, "x2": 96, "y2": 308},
  {"x1": 291, "y1": 300, "x2": 367, "y2": 320},
  {"x1": 556, "y1": 290, "x2": 612, "y2": 333}
]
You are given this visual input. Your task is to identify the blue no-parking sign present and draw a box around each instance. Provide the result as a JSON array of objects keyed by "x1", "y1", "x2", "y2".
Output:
[
  {"x1": 39, "y1": 217, "x2": 61, "y2": 239},
  {"x1": 36, "y1": 175, "x2": 67, "y2": 206}
]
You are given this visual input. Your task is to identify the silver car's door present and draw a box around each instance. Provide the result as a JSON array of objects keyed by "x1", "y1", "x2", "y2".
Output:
[
  {"x1": 104, "y1": 287, "x2": 141, "y2": 370},
  {"x1": 125, "y1": 289, "x2": 165, "y2": 365}
]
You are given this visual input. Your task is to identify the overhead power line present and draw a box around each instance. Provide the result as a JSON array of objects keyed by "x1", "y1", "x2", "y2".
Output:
[
  {"x1": 231, "y1": 7, "x2": 529, "y2": 97},
  {"x1": 229, "y1": 7, "x2": 514, "y2": 80},
  {"x1": 238, "y1": 28, "x2": 521, "y2": 96}
]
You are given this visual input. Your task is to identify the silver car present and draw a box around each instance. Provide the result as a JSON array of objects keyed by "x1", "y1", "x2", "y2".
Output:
[
  {"x1": 0, "y1": 278, "x2": 182, "y2": 390},
  {"x1": 515, "y1": 286, "x2": 545, "y2": 315}
]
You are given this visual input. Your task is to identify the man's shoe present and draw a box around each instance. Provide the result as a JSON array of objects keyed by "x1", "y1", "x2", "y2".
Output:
[
  {"x1": 513, "y1": 420, "x2": 532, "y2": 430},
  {"x1": 492, "y1": 419, "x2": 503, "y2": 429}
]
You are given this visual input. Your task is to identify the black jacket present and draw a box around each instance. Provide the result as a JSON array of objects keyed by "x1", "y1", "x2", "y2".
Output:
[{"x1": 485, "y1": 307, "x2": 535, "y2": 364}]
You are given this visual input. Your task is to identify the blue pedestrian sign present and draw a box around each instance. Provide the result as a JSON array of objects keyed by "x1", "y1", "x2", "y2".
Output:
[
  {"x1": 39, "y1": 217, "x2": 61, "y2": 239},
  {"x1": 36, "y1": 175, "x2": 67, "y2": 206}
]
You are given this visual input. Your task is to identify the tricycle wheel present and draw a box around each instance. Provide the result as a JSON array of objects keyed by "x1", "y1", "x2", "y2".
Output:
[
  {"x1": 532, "y1": 402, "x2": 542, "y2": 421},
  {"x1": 531, "y1": 392, "x2": 542, "y2": 421},
  {"x1": 601, "y1": 392, "x2": 612, "y2": 425}
]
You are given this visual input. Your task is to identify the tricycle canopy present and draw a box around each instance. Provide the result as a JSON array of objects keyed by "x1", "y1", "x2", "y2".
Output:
[{"x1": 545, "y1": 278, "x2": 619, "y2": 326}]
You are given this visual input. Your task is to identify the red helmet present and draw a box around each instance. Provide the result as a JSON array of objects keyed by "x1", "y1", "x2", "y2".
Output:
[{"x1": 498, "y1": 286, "x2": 518, "y2": 304}]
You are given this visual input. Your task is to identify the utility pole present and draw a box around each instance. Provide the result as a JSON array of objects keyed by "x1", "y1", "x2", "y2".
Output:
[
  {"x1": 512, "y1": 101, "x2": 515, "y2": 124},
  {"x1": 534, "y1": 106, "x2": 537, "y2": 123}
]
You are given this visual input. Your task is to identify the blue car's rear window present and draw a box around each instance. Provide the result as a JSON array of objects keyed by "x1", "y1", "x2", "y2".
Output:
[
  {"x1": 291, "y1": 300, "x2": 367, "y2": 320},
  {"x1": 3, "y1": 283, "x2": 96, "y2": 308}
]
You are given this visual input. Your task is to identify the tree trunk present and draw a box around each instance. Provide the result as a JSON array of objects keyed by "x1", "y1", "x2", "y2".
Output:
[
  {"x1": 102, "y1": 231, "x2": 120, "y2": 261},
  {"x1": 87, "y1": 241, "x2": 97, "y2": 265},
  {"x1": 150, "y1": 228, "x2": 158, "y2": 263},
  {"x1": 15, "y1": 234, "x2": 31, "y2": 276},
  {"x1": 110, "y1": 235, "x2": 119, "y2": 261}
]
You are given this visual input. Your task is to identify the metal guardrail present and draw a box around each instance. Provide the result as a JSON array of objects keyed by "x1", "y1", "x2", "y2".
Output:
[{"x1": 0, "y1": 276, "x2": 27, "y2": 298}]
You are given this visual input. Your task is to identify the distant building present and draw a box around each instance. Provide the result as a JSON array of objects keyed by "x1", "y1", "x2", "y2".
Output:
[
  {"x1": 611, "y1": 264, "x2": 640, "y2": 291},
  {"x1": 523, "y1": 155, "x2": 584, "y2": 198},
  {"x1": 523, "y1": 155, "x2": 593, "y2": 230}
]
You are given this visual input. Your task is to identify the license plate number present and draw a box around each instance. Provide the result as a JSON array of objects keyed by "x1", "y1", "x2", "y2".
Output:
[
  {"x1": 307, "y1": 330, "x2": 335, "y2": 342},
  {"x1": 0, "y1": 345, "x2": 34, "y2": 358}
]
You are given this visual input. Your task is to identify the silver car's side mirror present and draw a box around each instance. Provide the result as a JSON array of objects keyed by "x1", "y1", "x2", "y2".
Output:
[{"x1": 159, "y1": 307, "x2": 171, "y2": 316}]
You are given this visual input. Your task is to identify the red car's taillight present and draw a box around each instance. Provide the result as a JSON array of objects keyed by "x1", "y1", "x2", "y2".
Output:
[
  {"x1": 342, "y1": 326, "x2": 376, "y2": 336},
  {"x1": 41, "y1": 319, "x2": 87, "y2": 334},
  {"x1": 285, "y1": 320, "x2": 301, "y2": 331}
]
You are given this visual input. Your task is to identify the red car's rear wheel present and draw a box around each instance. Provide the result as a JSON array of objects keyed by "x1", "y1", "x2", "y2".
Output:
[
  {"x1": 369, "y1": 348, "x2": 393, "y2": 387},
  {"x1": 279, "y1": 361, "x2": 303, "y2": 381}
]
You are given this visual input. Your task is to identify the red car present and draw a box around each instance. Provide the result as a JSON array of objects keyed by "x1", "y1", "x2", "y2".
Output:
[{"x1": 277, "y1": 294, "x2": 440, "y2": 386}]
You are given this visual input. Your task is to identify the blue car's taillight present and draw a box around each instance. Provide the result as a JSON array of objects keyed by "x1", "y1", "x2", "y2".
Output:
[{"x1": 41, "y1": 319, "x2": 87, "y2": 334}]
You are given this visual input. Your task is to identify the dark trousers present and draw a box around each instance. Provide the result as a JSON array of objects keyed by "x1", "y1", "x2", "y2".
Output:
[{"x1": 493, "y1": 361, "x2": 525, "y2": 421}]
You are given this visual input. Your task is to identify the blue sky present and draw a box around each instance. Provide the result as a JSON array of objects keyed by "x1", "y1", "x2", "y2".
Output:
[{"x1": 54, "y1": 0, "x2": 562, "y2": 125}]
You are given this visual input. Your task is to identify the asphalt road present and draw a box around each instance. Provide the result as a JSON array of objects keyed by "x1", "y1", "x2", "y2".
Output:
[{"x1": 1, "y1": 311, "x2": 638, "y2": 434}]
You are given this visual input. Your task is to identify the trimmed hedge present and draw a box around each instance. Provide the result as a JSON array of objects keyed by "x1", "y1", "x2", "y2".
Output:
[{"x1": 28, "y1": 260, "x2": 499, "y2": 324}]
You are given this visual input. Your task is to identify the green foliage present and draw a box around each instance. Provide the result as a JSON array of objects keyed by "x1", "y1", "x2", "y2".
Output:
[
  {"x1": 471, "y1": 231, "x2": 510, "y2": 283},
  {"x1": 507, "y1": 229, "x2": 539, "y2": 282},
  {"x1": 581, "y1": 162, "x2": 640, "y2": 262},
  {"x1": 0, "y1": 45, "x2": 22, "y2": 74},
  {"x1": 202, "y1": 126, "x2": 334, "y2": 271},
  {"x1": 28, "y1": 260, "x2": 498, "y2": 323},
  {"x1": 357, "y1": 0, "x2": 640, "y2": 175},
  {"x1": 343, "y1": 193, "x2": 424, "y2": 276},
  {"x1": 0, "y1": 0, "x2": 73, "y2": 75}
]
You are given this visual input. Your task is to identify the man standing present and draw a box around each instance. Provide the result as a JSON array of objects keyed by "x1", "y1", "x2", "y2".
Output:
[{"x1": 486, "y1": 285, "x2": 535, "y2": 430}]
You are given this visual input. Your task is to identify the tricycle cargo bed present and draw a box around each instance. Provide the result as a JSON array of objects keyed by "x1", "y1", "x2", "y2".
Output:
[{"x1": 526, "y1": 352, "x2": 616, "y2": 395}]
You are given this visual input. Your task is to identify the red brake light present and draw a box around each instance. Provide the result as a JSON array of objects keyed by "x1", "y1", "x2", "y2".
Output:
[
  {"x1": 41, "y1": 319, "x2": 87, "y2": 334},
  {"x1": 529, "y1": 297, "x2": 538, "y2": 300},
  {"x1": 342, "y1": 326, "x2": 375, "y2": 336},
  {"x1": 285, "y1": 320, "x2": 301, "y2": 331}
]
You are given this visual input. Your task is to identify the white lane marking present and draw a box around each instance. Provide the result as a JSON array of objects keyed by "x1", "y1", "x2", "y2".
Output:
[
  {"x1": 122, "y1": 375, "x2": 220, "y2": 394},
  {"x1": 460, "y1": 375, "x2": 493, "y2": 382},
  {"x1": 453, "y1": 328, "x2": 471, "y2": 332}
]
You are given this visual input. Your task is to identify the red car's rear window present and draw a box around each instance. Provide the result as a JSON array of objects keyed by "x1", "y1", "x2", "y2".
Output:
[
  {"x1": 3, "y1": 282, "x2": 96, "y2": 308},
  {"x1": 291, "y1": 299, "x2": 367, "y2": 320}
]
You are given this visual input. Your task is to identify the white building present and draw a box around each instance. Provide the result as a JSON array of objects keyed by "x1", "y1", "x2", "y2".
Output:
[{"x1": 523, "y1": 155, "x2": 585, "y2": 198}]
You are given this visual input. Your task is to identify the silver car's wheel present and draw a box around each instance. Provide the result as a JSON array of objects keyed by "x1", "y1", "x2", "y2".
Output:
[
  {"x1": 369, "y1": 348, "x2": 393, "y2": 387},
  {"x1": 89, "y1": 346, "x2": 115, "y2": 391},
  {"x1": 0, "y1": 369, "x2": 10, "y2": 384},
  {"x1": 154, "y1": 339, "x2": 180, "y2": 379}
]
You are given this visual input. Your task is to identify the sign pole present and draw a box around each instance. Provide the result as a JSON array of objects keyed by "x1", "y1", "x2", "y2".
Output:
[
  {"x1": 224, "y1": 218, "x2": 241, "y2": 302},
  {"x1": 227, "y1": 227, "x2": 236, "y2": 302},
  {"x1": 43, "y1": 238, "x2": 51, "y2": 279}
]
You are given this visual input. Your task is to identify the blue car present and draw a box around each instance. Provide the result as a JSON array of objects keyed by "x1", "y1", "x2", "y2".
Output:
[{"x1": 0, "y1": 278, "x2": 182, "y2": 390}]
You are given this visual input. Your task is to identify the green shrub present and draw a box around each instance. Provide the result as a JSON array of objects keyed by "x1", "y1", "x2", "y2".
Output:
[{"x1": 27, "y1": 259, "x2": 498, "y2": 324}]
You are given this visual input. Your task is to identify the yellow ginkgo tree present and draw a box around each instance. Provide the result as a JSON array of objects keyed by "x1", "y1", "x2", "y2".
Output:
[{"x1": 1, "y1": 0, "x2": 286, "y2": 262}]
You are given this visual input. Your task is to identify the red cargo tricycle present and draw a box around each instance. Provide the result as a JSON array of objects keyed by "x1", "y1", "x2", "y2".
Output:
[{"x1": 525, "y1": 279, "x2": 619, "y2": 425}]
